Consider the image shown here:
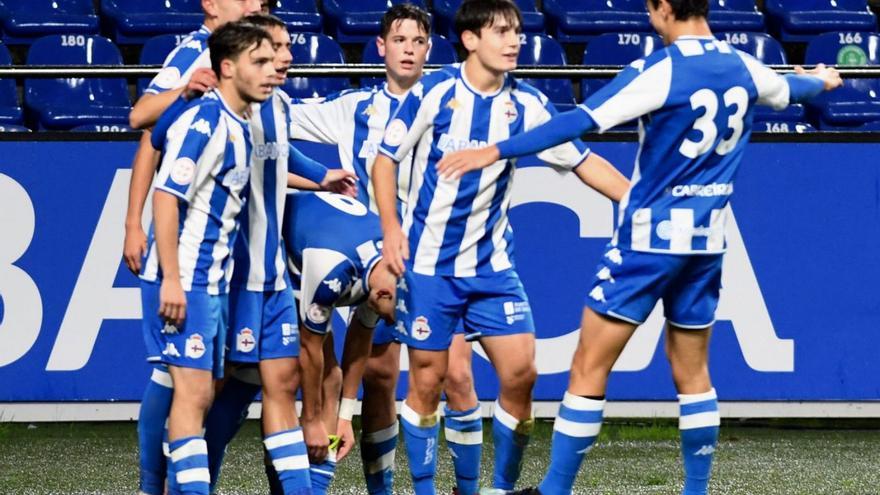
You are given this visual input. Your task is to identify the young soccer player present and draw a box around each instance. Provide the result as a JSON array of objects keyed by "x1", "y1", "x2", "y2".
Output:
[
  {"x1": 138, "y1": 22, "x2": 276, "y2": 495},
  {"x1": 287, "y1": 5, "x2": 486, "y2": 493},
  {"x1": 371, "y1": 1, "x2": 629, "y2": 493},
  {"x1": 436, "y1": 1, "x2": 842, "y2": 494}
]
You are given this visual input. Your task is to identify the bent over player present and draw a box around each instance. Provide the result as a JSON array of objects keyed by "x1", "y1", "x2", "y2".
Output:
[{"x1": 436, "y1": 1, "x2": 842, "y2": 494}]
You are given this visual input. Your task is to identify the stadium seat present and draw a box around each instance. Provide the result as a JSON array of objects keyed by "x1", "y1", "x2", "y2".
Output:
[
  {"x1": 137, "y1": 34, "x2": 189, "y2": 96},
  {"x1": 0, "y1": 0, "x2": 99, "y2": 45},
  {"x1": 755, "y1": 121, "x2": 816, "y2": 133},
  {"x1": 708, "y1": 0, "x2": 764, "y2": 33},
  {"x1": 581, "y1": 32, "x2": 662, "y2": 101},
  {"x1": 517, "y1": 34, "x2": 575, "y2": 110},
  {"x1": 433, "y1": 0, "x2": 544, "y2": 40},
  {"x1": 855, "y1": 119, "x2": 880, "y2": 130},
  {"x1": 765, "y1": 0, "x2": 877, "y2": 43},
  {"x1": 542, "y1": 0, "x2": 651, "y2": 43},
  {"x1": 805, "y1": 32, "x2": 880, "y2": 128},
  {"x1": 101, "y1": 0, "x2": 203, "y2": 45},
  {"x1": 361, "y1": 34, "x2": 458, "y2": 87},
  {"x1": 0, "y1": 124, "x2": 30, "y2": 132},
  {"x1": 269, "y1": 0, "x2": 322, "y2": 33},
  {"x1": 0, "y1": 43, "x2": 23, "y2": 125},
  {"x1": 322, "y1": 0, "x2": 428, "y2": 43},
  {"x1": 282, "y1": 33, "x2": 351, "y2": 98},
  {"x1": 70, "y1": 123, "x2": 134, "y2": 132},
  {"x1": 24, "y1": 35, "x2": 131, "y2": 130}
]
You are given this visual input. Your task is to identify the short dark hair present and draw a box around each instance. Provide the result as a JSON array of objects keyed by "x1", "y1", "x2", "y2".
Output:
[
  {"x1": 380, "y1": 3, "x2": 431, "y2": 39},
  {"x1": 242, "y1": 13, "x2": 287, "y2": 30},
  {"x1": 209, "y1": 21, "x2": 273, "y2": 75},
  {"x1": 647, "y1": 0, "x2": 709, "y2": 20},
  {"x1": 454, "y1": 0, "x2": 522, "y2": 38}
]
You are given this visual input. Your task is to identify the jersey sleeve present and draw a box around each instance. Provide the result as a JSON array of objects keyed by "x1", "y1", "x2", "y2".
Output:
[
  {"x1": 378, "y1": 81, "x2": 435, "y2": 163},
  {"x1": 298, "y1": 248, "x2": 358, "y2": 334},
  {"x1": 579, "y1": 53, "x2": 673, "y2": 133},
  {"x1": 735, "y1": 50, "x2": 791, "y2": 110},
  {"x1": 288, "y1": 91, "x2": 358, "y2": 143},
  {"x1": 154, "y1": 103, "x2": 221, "y2": 202},
  {"x1": 520, "y1": 88, "x2": 591, "y2": 169},
  {"x1": 145, "y1": 39, "x2": 209, "y2": 95},
  {"x1": 151, "y1": 95, "x2": 190, "y2": 151}
]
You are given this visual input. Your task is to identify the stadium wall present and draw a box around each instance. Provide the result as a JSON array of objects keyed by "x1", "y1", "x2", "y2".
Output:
[{"x1": 1, "y1": 133, "x2": 878, "y2": 420}]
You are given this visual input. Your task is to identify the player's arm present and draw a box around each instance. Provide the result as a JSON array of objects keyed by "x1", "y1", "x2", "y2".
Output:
[
  {"x1": 335, "y1": 305, "x2": 379, "y2": 461},
  {"x1": 286, "y1": 143, "x2": 357, "y2": 196},
  {"x1": 123, "y1": 131, "x2": 160, "y2": 275},
  {"x1": 153, "y1": 190, "x2": 185, "y2": 325},
  {"x1": 130, "y1": 67, "x2": 217, "y2": 129},
  {"x1": 299, "y1": 324, "x2": 330, "y2": 461},
  {"x1": 572, "y1": 151, "x2": 630, "y2": 203},
  {"x1": 287, "y1": 93, "x2": 351, "y2": 144},
  {"x1": 738, "y1": 51, "x2": 841, "y2": 109}
]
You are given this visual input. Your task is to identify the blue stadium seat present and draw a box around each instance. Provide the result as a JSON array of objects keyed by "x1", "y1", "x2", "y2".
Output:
[
  {"x1": 0, "y1": 0, "x2": 99, "y2": 45},
  {"x1": 517, "y1": 34, "x2": 575, "y2": 110},
  {"x1": 581, "y1": 33, "x2": 662, "y2": 100},
  {"x1": 70, "y1": 123, "x2": 135, "y2": 132},
  {"x1": 708, "y1": 0, "x2": 764, "y2": 33},
  {"x1": 0, "y1": 124, "x2": 30, "y2": 132},
  {"x1": 322, "y1": 0, "x2": 427, "y2": 43},
  {"x1": 434, "y1": 0, "x2": 544, "y2": 40},
  {"x1": 805, "y1": 32, "x2": 880, "y2": 128},
  {"x1": 543, "y1": 0, "x2": 651, "y2": 43},
  {"x1": 0, "y1": 43, "x2": 23, "y2": 125},
  {"x1": 24, "y1": 35, "x2": 131, "y2": 130},
  {"x1": 361, "y1": 34, "x2": 458, "y2": 87},
  {"x1": 765, "y1": 0, "x2": 877, "y2": 43},
  {"x1": 282, "y1": 33, "x2": 351, "y2": 98},
  {"x1": 270, "y1": 0, "x2": 322, "y2": 33},
  {"x1": 137, "y1": 34, "x2": 190, "y2": 96},
  {"x1": 855, "y1": 120, "x2": 880, "y2": 131},
  {"x1": 755, "y1": 121, "x2": 816, "y2": 133},
  {"x1": 102, "y1": 0, "x2": 203, "y2": 45}
]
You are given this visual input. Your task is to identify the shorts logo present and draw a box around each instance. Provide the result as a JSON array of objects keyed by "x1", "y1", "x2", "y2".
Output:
[
  {"x1": 396, "y1": 299, "x2": 409, "y2": 315},
  {"x1": 411, "y1": 316, "x2": 431, "y2": 341},
  {"x1": 236, "y1": 328, "x2": 256, "y2": 353},
  {"x1": 282, "y1": 323, "x2": 297, "y2": 346},
  {"x1": 503, "y1": 301, "x2": 531, "y2": 325},
  {"x1": 597, "y1": 267, "x2": 615, "y2": 283},
  {"x1": 383, "y1": 118, "x2": 407, "y2": 147},
  {"x1": 395, "y1": 321, "x2": 407, "y2": 335},
  {"x1": 604, "y1": 248, "x2": 623, "y2": 265},
  {"x1": 162, "y1": 322, "x2": 180, "y2": 334},
  {"x1": 184, "y1": 334, "x2": 206, "y2": 359},
  {"x1": 589, "y1": 286, "x2": 606, "y2": 304},
  {"x1": 398, "y1": 278, "x2": 409, "y2": 292},
  {"x1": 170, "y1": 158, "x2": 195, "y2": 186},
  {"x1": 308, "y1": 303, "x2": 331, "y2": 324},
  {"x1": 162, "y1": 342, "x2": 181, "y2": 358}
]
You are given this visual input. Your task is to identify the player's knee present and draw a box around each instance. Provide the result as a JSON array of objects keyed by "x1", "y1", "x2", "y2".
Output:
[
  {"x1": 364, "y1": 358, "x2": 397, "y2": 393},
  {"x1": 262, "y1": 365, "x2": 300, "y2": 400},
  {"x1": 500, "y1": 360, "x2": 537, "y2": 393},
  {"x1": 175, "y1": 382, "x2": 214, "y2": 412},
  {"x1": 444, "y1": 364, "x2": 475, "y2": 402}
]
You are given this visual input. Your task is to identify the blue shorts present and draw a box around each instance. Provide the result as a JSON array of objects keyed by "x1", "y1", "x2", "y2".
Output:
[
  {"x1": 371, "y1": 319, "x2": 399, "y2": 346},
  {"x1": 584, "y1": 245, "x2": 723, "y2": 328},
  {"x1": 227, "y1": 287, "x2": 299, "y2": 363},
  {"x1": 141, "y1": 281, "x2": 228, "y2": 378},
  {"x1": 396, "y1": 268, "x2": 535, "y2": 351}
]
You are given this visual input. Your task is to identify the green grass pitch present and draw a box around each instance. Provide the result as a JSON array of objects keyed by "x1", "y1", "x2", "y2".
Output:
[{"x1": 0, "y1": 419, "x2": 878, "y2": 494}]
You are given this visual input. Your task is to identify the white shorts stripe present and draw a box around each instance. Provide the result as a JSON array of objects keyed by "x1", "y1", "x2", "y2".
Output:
[
  {"x1": 679, "y1": 411, "x2": 721, "y2": 430},
  {"x1": 444, "y1": 428, "x2": 483, "y2": 445},
  {"x1": 553, "y1": 417, "x2": 602, "y2": 438},
  {"x1": 273, "y1": 454, "x2": 310, "y2": 472},
  {"x1": 170, "y1": 438, "x2": 207, "y2": 462},
  {"x1": 150, "y1": 368, "x2": 173, "y2": 388},
  {"x1": 176, "y1": 467, "x2": 210, "y2": 484},
  {"x1": 264, "y1": 430, "x2": 304, "y2": 450},
  {"x1": 363, "y1": 422, "x2": 398, "y2": 444},
  {"x1": 366, "y1": 450, "x2": 396, "y2": 474}
]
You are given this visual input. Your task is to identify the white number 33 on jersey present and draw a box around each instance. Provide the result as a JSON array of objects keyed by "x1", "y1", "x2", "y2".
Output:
[{"x1": 679, "y1": 86, "x2": 748, "y2": 159}]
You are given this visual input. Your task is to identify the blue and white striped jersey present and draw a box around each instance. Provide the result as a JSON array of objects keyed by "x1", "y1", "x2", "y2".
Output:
[
  {"x1": 580, "y1": 36, "x2": 791, "y2": 254},
  {"x1": 231, "y1": 88, "x2": 294, "y2": 292},
  {"x1": 145, "y1": 26, "x2": 212, "y2": 95},
  {"x1": 379, "y1": 63, "x2": 591, "y2": 277},
  {"x1": 140, "y1": 90, "x2": 253, "y2": 295},
  {"x1": 283, "y1": 192, "x2": 383, "y2": 333},
  {"x1": 288, "y1": 84, "x2": 411, "y2": 213}
]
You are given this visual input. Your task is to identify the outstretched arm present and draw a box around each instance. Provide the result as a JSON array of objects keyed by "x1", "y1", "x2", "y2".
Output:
[{"x1": 573, "y1": 152, "x2": 629, "y2": 203}]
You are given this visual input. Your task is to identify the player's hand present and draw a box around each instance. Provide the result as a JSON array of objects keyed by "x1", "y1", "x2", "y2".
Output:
[
  {"x1": 302, "y1": 418, "x2": 330, "y2": 463},
  {"x1": 335, "y1": 418, "x2": 356, "y2": 462},
  {"x1": 382, "y1": 224, "x2": 409, "y2": 277},
  {"x1": 183, "y1": 68, "x2": 218, "y2": 100},
  {"x1": 123, "y1": 223, "x2": 148, "y2": 275},
  {"x1": 321, "y1": 169, "x2": 358, "y2": 198},
  {"x1": 159, "y1": 279, "x2": 186, "y2": 326},
  {"x1": 796, "y1": 63, "x2": 843, "y2": 91},
  {"x1": 436, "y1": 145, "x2": 501, "y2": 181}
]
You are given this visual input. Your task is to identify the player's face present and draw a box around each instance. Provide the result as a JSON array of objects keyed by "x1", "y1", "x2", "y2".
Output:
[
  {"x1": 231, "y1": 39, "x2": 277, "y2": 103},
  {"x1": 378, "y1": 19, "x2": 430, "y2": 85},
  {"x1": 368, "y1": 260, "x2": 398, "y2": 324},
  {"x1": 267, "y1": 25, "x2": 293, "y2": 85},
  {"x1": 467, "y1": 14, "x2": 521, "y2": 75},
  {"x1": 204, "y1": 0, "x2": 262, "y2": 26}
]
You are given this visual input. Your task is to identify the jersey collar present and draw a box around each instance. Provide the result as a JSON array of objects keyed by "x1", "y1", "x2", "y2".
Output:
[
  {"x1": 382, "y1": 83, "x2": 408, "y2": 102},
  {"x1": 212, "y1": 89, "x2": 249, "y2": 127},
  {"x1": 459, "y1": 61, "x2": 510, "y2": 99},
  {"x1": 199, "y1": 24, "x2": 211, "y2": 35}
]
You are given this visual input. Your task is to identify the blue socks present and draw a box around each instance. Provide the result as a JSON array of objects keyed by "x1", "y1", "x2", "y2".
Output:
[
  {"x1": 361, "y1": 421, "x2": 398, "y2": 494},
  {"x1": 538, "y1": 392, "x2": 605, "y2": 495},
  {"x1": 263, "y1": 428, "x2": 312, "y2": 495},
  {"x1": 491, "y1": 401, "x2": 533, "y2": 490},
  {"x1": 169, "y1": 436, "x2": 210, "y2": 495},
  {"x1": 444, "y1": 405, "x2": 483, "y2": 495},
  {"x1": 137, "y1": 365, "x2": 173, "y2": 495},
  {"x1": 679, "y1": 389, "x2": 720, "y2": 495},
  {"x1": 400, "y1": 401, "x2": 440, "y2": 495},
  {"x1": 309, "y1": 450, "x2": 337, "y2": 495},
  {"x1": 204, "y1": 375, "x2": 261, "y2": 491}
]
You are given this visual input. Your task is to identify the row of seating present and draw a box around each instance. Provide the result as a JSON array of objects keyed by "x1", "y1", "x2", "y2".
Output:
[
  {"x1": 0, "y1": 30, "x2": 878, "y2": 130},
  {"x1": 0, "y1": 0, "x2": 877, "y2": 45}
]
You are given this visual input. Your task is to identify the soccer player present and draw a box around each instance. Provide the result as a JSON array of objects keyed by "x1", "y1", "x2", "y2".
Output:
[
  {"x1": 139, "y1": 22, "x2": 276, "y2": 495},
  {"x1": 371, "y1": 1, "x2": 629, "y2": 493},
  {"x1": 435, "y1": 1, "x2": 843, "y2": 494},
  {"x1": 287, "y1": 5, "x2": 486, "y2": 493}
]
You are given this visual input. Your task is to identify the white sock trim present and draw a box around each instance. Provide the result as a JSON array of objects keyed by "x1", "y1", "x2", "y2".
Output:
[
  {"x1": 400, "y1": 401, "x2": 438, "y2": 428},
  {"x1": 445, "y1": 406, "x2": 482, "y2": 422},
  {"x1": 366, "y1": 450, "x2": 396, "y2": 474},
  {"x1": 176, "y1": 467, "x2": 210, "y2": 484},
  {"x1": 363, "y1": 421, "x2": 398, "y2": 444},
  {"x1": 679, "y1": 411, "x2": 721, "y2": 430},
  {"x1": 150, "y1": 368, "x2": 173, "y2": 388},
  {"x1": 562, "y1": 392, "x2": 605, "y2": 411},
  {"x1": 444, "y1": 428, "x2": 483, "y2": 445},
  {"x1": 170, "y1": 438, "x2": 207, "y2": 462},
  {"x1": 678, "y1": 388, "x2": 717, "y2": 405},
  {"x1": 264, "y1": 429, "x2": 304, "y2": 450},
  {"x1": 553, "y1": 417, "x2": 602, "y2": 438},
  {"x1": 273, "y1": 454, "x2": 310, "y2": 471},
  {"x1": 492, "y1": 401, "x2": 521, "y2": 432}
]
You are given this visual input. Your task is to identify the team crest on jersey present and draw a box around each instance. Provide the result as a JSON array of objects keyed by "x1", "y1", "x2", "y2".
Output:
[
  {"x1": 383, "y1": 119, "x2": 407, "y2": 147},
  {"x1": 170, "y1": 158, "x2": 196, "y2": 186},
  {"x1": 308, "y1": 303, "x2": 331, "y2": 324},
  {"x1": 503, "y1": 101, "x2": 518, "y2": 123},
  {"x1": 184, "y1": 334, "x2": 207, "y2": 359},
  {"x1": 236, "y1": 328, "x2": 256, "y2": 353},
  {"x1": 153, "y1": 66, "x2": 181, "y2": 89},
  {"x1": 411, "y1": 316, "x2": 431, "y2": 341},
  {"x1": 190, "y1": 118, "x2": 212, "y2": 136}
]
